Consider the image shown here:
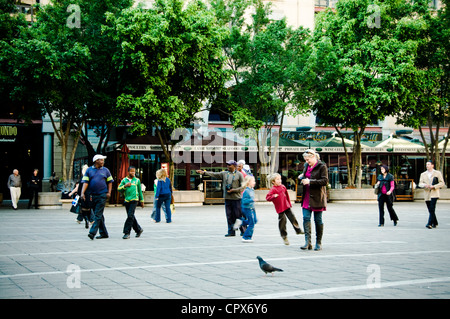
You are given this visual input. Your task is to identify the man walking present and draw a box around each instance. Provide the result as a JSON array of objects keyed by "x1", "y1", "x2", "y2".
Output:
[
  {"x1": 7, "y1": 169, "x2": 22, "y2": 210},
  {"x1": 197, "y1": 160, "x2": 245, "y2": 237},
  {"x1": 419, "y1": 160, "x2": 445, "y2": 229},
  {"x1": 81, "y1": 155, "x2": 114, "y2": 240}
]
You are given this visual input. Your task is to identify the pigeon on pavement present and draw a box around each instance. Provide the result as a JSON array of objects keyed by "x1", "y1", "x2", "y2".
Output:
[{"x1": 256, "y1": 256, "x2": 283, "y2": 276}]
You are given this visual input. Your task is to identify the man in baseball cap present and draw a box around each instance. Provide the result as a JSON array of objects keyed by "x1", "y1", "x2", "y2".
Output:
[
  {"x1": 226, "y1": 160, "x2": 237, "y2": 166},
  {"x1": 93, "y1": 154, "x2": 107, "y2": 162},
  {"x1": 196, "y1": 159, "x2": 244, "y2": 237},
  {"x1": 81, "y1": 154, "x2": 113, "y2": 240}
]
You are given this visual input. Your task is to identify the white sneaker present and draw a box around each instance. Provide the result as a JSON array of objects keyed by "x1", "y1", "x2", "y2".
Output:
[
  {"x1": 233, "y1": 219, "x2": 242, "y2": 230},
  {"x1": 283, "y1": 237, "x2": 289, "y2": 245},
  {"x1": 242, "y1": 238, "x2": 253, "y2": 243}
]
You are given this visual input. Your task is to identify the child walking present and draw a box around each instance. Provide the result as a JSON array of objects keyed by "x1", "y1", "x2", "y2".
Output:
[
  {"x1": 266, "y1": 173, "x2": 303, "y2": 245},
  {"x1": 118, "y1": 166, "x2": 144, "y2": 239},
  {"x1": 241, "y1": 176, "x2": 257, "y2": 242}
]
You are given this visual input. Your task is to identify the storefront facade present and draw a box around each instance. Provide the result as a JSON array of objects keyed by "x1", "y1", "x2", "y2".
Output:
[{"x1": 0, "y1": 121, "x2": 44, "y2": 200}]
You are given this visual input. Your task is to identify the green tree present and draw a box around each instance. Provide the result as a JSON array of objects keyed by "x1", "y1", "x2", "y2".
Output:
[
  {"x1": 395, "y1": 0, "x2": 449, "y2": 171},
  {"x1": 3, "y1": 0, "x2": 91, "y2": 181},
  {"x1": 308, "y1": 0, "x2": 420, "y2": 187},
  {"x1": 105, "y1": 0, "x2": 229, "y2": 182},
  {"x1": 0, "y1": 0, "x2": 35, "y2": 120},
  {"x1": 1, "y1": 0, "x2": 132, "y2": 181},
  {"x1": 210, "y1": 0, "x2": 312, "y2": 187}
]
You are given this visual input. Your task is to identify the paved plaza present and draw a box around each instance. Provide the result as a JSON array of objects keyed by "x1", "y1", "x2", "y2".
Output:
[{"x1": 0, "y1": 200, "x2": 449, "y2": 301}]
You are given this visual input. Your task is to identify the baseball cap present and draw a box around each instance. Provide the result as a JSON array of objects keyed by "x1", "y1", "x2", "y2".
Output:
[
  {"x1": 92, "y1": 154, "x2": 107, "y2": 162},
  {"x1": 226, "y1": 160, "x2": 237, "y2": 166}
]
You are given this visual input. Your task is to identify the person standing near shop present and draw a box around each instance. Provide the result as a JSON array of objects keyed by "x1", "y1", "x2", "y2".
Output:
[
  {"x1": 375, "y1": 165, "x2": 399, "y2": 227},
  {"x1": 419, "y1": 161, "x2": 445, "y2": 229},
  {"x1": 81, "y1": 154, "x2": 113, "y2": 240},
  {"x1": 118, "y1": 166, "x2": 144, "y2": 239},
  {"x1": 196, "y1": 160, "x2": 245, "y2": 237},
  {"x1": 7, "y1": 169, "x2": 22, "y2": 210},
  {"x1": 299, "y1": 149, "x2": 328, "y2": 251},
  {"x1": 28, "y1": 169, "x2": 41, "y2": 209}
]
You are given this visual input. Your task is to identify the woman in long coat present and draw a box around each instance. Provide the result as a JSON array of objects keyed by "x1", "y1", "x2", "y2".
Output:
[{"x1": 299, "y1": 149, "x2": 328, "y2": 251}]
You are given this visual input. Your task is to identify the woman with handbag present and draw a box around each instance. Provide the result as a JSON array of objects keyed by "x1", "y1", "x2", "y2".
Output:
[
  {"x1": 375, "y1": 165, "x2": 399, "y2": 227},
  {"x1": 69, "y1": 165, "x2": 93, "y2": 228}
]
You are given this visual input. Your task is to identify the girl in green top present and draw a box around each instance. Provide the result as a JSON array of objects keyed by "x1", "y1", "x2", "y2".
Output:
[{"x1": 118, "y1": 166, "x2": 144, "y2": 239}]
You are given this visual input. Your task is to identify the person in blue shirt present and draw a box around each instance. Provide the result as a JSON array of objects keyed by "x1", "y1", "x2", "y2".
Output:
[
  {"x1": 154, "y1": 168, "x2": 172, "y2": 223},
  {"x1": 240, "y1": 176, "x2": 257, "y2": 242},
  {"x1": 80, "y1": 154, "x2": 114, "y2": 240}
]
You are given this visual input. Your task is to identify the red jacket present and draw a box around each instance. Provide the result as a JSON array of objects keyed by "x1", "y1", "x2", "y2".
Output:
[{"x1": 266, "y1": 184, "x2": 292, "y2": 214}]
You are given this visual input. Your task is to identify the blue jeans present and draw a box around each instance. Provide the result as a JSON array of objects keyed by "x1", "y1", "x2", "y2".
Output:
[
  {"x1": 151, "y1": 196, "x2": 166, "y2": 220},
  {"x1": 155, "y1": 193, "x2": 171, "y2": 223},
  {"x1": 89, "y1": 193, "x2": 108, "y2": 237},
  {"x1": 302, "y1": 208, "x2": 323, "y2": 225},
  {"x1": 242, "y1": 208, "x2": 257, "y2": 240}
]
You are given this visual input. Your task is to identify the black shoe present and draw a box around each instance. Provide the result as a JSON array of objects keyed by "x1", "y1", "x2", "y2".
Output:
[
  {"x1": 136, "y1": 229, "x2": 144, "y2": 238},
  {"x1": 123, "y1": 234, "x2": 130, "y2": 239},
  {"x1": 394, "y1": 221, "x2": 398, "y2": 226},
  {"x1": 88, "y1": 233, "x2": 95, "y2": 240},
  {"x1": 225, "y1": 233, "x2": 235, "y2": 237},
  {"x1": 426, "y1": 225, "x2": 432, "y2": 229},
  {"x1": 96, "y1": 235, "x2": 109, "y2": 239},
  {"x1": 378, "y1": 224, "x2": 384, "y2": 227}
]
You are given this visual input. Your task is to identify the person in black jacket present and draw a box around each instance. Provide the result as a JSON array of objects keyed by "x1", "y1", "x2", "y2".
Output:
[
  {"x1": 28, "y1": 169, "x2": 41, "y2": 209},
  {"x1": 375, "y1": 165, "x2": 399, "y2": 227}
]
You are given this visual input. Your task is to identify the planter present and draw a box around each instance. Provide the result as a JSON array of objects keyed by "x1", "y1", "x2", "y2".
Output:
[
  {"x1": 329, "y1": 187, "x2": 450, "y2": 202},
  {"x1": 38, "y1": 192, "x2": 63, "y2": 209},
  {"x1": 329, "y1": 189, "x2": 377, "y2": 202},
  {"x1": 254, "y1": 189, "x2": 296, "y2": 205},
  {"x1": 413, "y1": 188, "x2": 450, "y2": 201},
  {"x1": 143, "y1": 190, "x2": 204, "y2": 206}
]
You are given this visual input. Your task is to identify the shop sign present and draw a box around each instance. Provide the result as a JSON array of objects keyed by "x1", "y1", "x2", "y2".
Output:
[
  {"x1": 0, "y1": 125, "x2": 18, "y2": 142},
  {"x1": 280, "y1": 131, "x2": 382, "y2": 142}
]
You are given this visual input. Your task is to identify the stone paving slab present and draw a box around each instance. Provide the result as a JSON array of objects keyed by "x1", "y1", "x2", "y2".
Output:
[{"x1": 0, "y1": 200, "x2": 449, "y2": 302}]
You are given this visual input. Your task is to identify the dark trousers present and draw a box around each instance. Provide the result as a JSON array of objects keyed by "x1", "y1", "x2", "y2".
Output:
[
  {"x1": 123, "y1": 201, "x2": 142, "y2": 234},
  {"x1": 378, "y1": 194, "x2": 398, "y2": 225},
  {"x1": 225, "y1": 199, "x2": 243, "y2": 235},
  {"x1": 426, "y1": 198, "x2": 438, "y2": 227},
  {"x1": 89, "y1": 194, "x2": 108, "y2": 237},
  {"x1": 278, "y1": 208, "x2": 302, "y2": 238},
  {"x1": 28, "y1": 187, "x2": 39, "y2": 209}
]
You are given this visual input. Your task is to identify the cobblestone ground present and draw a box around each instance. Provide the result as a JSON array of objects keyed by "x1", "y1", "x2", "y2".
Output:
[{"x1": 1, "y1": 200, "x2": 449, "y2": 300}]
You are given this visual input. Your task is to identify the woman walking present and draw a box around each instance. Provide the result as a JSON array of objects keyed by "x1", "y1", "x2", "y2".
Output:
[
  {"x1": 154, "y1": 168, "x2": 173, "y2": 223},
  {"x1": 299, "y1": 149, "x2": 328, "y2": 251},
  {"x1": 375, "y1": 165, "x2": 399, "y2": 227}
]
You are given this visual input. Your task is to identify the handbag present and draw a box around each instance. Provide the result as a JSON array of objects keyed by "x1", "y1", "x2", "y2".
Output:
[
  {"x1": 70, "y1": 195, "x2": 81, "y2": 214},
  {"x1": 374, "y1": 184, "x2": 379, "y2": 195},
  {"x1": 171, "y1": 194, "x2": 175, "y2": 213},
  {"x1": 70, "y1": 203, "x2": 81, "y2": 214}
]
